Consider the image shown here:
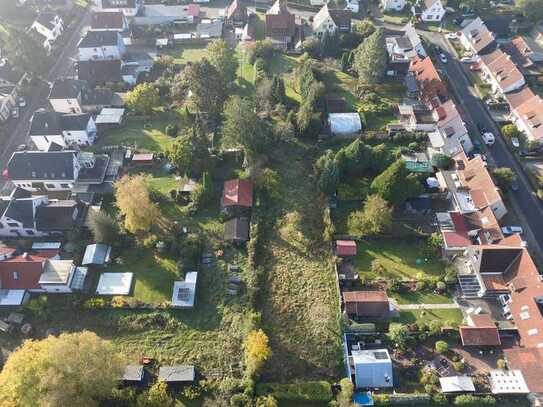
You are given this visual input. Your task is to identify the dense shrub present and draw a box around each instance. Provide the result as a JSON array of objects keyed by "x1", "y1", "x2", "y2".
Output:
[
  {"x1": 454, "y1": 395, "x2": 496, "y2": 406},
  {"x1": 165, "y1": 124, "x2": 179, "y2": 137},
  {"x1": 255, "y1": 381, "x2": 333, "y2": 403}
]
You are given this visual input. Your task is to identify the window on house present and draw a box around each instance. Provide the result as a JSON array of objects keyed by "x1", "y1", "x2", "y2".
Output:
[
  {"x1": 45, "y1": 183, "x2": 55, "y2": 188},
  {"x1": 12, "y1": 271, "x2": 19, "y2": 280},
  {"x1": 9, "y1": 229, "x2": 18, "y2": 234},
  {"x1": 7, "y1": 222, "x2": 18, "y2": 227},
  {"x1": 26, "y1": 230, "x2": 34, "y2": 235},
  {"x1": 61, "y1": 184, "x2": 70, "y2": 188}
]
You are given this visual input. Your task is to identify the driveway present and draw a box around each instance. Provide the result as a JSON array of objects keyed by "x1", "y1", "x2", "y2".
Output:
[{"x1": 0, "y1": 9, "x2": 92, "y2": 191}]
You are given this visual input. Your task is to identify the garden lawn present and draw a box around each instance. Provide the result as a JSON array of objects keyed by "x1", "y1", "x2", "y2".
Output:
[
  {"x1": 391, "y1": 291, "x2": 454, "y2": 305},
  {"x1": 164, "y1": 44, "x2": 209, "y2": 65},
  {"x1": 355, "y1": 239, "x2": 446, "y2": 281},
  {"x1": 95, "y1": 114, "x2": 177, "y2": 152},
  {"x1": 260, "y1": 140, "x2": 342, "y2": 382},
  {"x1": 392, "y1": 309, "x2": 464, "y2": 326}
]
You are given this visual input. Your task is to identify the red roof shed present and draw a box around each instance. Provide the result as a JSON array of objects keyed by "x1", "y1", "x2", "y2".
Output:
[
  {"x1": 336, "y1": 240, "x2": 357, "y2": 257},
  {"x1": 222, "y1": 179, "x2": 253, "y2": 208}
]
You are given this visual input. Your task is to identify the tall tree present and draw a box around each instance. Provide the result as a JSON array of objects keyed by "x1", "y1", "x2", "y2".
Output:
[
  {"x1": 221, "y1": 96, "x2": 270, "y2": 159},
  {"x1": 347, "y1": 194, "x2": 393, "y2": 237},
  {"x1": 177, "y1": 58, "x2": 226, "y2": 123},
  {"x1": 125, "y1": 83, "x2": 160, "y2": 115},
  {"x1": 167, "y1": 120, "x2": 211, "y2": 177},
  {"x1": 244, "y1": 329, "x2": 272, "y2": 378},
  {"x1": 516, "y1": 0, "x2": 543, "y2": 22},
  {"x1": 0, "y1": 332, "x2": 124, "y2": 406},
  {"x1": 115, "y1": 175, "x2": 161, "y2": 234},
  {"x1": 370, "y1": 159, "x2": 423, "y2": 206},
  {"x1": 316, "y1": 150, "x2": 339, "y2": 195},
  {"x1": 271, "y1": 75, "x2": 286, "y2": 105},
  {"x1": 88, "y1": 210, "x2": 120, "y2": 245},
  {"x1": 207, "y1": 39, "x2": 239, "y2": 85},
  {"x1": 136, "y1": 381, "x2": 174, "y2": 407},
  {"x1": 353, "y1": 27, "x2": 387, "y2": 87},
  {"x1": 4, "y1": 28, "x2": 50, "y2": 77}
]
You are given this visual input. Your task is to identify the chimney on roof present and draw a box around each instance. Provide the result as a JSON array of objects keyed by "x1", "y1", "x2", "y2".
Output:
[{"x1": 22, "y1": 252, "x2": 29, "y2": 260}]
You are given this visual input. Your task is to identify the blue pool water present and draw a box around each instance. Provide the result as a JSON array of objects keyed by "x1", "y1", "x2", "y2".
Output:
[{"x1": 353, "y1": 391, "x2": 374, "y2": 406}]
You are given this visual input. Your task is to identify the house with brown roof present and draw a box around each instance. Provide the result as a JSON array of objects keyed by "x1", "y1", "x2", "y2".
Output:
[
  {"x1": 343, "y1": 290, "x2": 394, "y2": 320},
  {"x1": 504, "y1": 348, "x2": 543, "y2": 395},
  {"x1": 312, "y1": 4, "x2": 351, "y2": 38},
  {"x1": 408, "y1": 55, "x2": 448, "y2": 107},
  {"x1": 459, "y1": 314, "x2": 501, "y2": 347},
  {"x1": 504, "y1": 36, "x2": 543, "y2": 68},
  {"x1": 480, "y1": 48, "x2": 525, "y2": 95},
  {"x1": 460, "y1": 17, "x2": 496, "y2": 56},
  {"x1": 226, "y1": 0, "x2": 247, "y2": 26},
  {"x1": 221, "y1": 179, "x2": 253, "y2": 213},
  {"x1": 428, "y1": 100, "x2": 473, "y2": 156},
  {"x1": 505, "y1": 87, "x2": 543, "y2": 144},
  {"x1": 90, "y1": 11, "x2": 128, "y2": 32},
  {"x1": 265, "y1": 0, "x2": 296, "y2": 49}
]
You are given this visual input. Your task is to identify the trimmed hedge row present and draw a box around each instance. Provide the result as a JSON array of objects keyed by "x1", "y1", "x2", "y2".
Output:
[{"x1": 255, "y1": 381, "x2": 333, "y2": 403}]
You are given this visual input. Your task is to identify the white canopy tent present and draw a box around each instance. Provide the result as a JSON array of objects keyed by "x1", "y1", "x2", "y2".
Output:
[
  {"x1": 96, "y1": 272, "x2": 133, "y2": 295},
  {"x1": 328, "y1": 113, "x2": 362, "y2": 136}
]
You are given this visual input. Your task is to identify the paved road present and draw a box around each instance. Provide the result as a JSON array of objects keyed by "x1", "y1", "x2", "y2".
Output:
[
  {"x1": 417, "y1": 31, "x2": 543, "y2": 258},
  {"x1": 0, "y1": 9, "x2": 91, "y2": 190}
]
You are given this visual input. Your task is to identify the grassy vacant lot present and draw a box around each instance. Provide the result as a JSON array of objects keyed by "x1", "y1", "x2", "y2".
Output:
[
  {"x1": 163, "y1": 44, "x2": 209, "y2": 65},
  {"x1": 392, "y1": 309, "x2": 464, "y2": 326},
  {"x1": 96, "y1": 113, "x2": 178, "y2": 152},
  {"x1": 260, "y1": 140, "x2": 342, "y2": 382},
  {"x1": 355, "y1": 239, "x2": 445, "y2": 281},
  {"x1": 391, "y1": 291, "x2": 453, "y2": 305}
]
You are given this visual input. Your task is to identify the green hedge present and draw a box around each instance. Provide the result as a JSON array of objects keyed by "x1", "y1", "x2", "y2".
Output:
[{"x1": 255, "y1": 381, "x2": 333, "y2": 403}]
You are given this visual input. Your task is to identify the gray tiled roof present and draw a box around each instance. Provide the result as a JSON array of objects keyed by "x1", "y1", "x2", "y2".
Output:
[{"x1": 7, "y1": 151, "x2": 76, "y2": 181}]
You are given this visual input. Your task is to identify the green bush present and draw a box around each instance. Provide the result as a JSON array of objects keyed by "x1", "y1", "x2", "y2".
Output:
[
  {"x1": 255, "y1": 381, "x2": 333, "y2": 403},
  {"x1": 435, "y1": 340, "x2": 449, "y2": 354},
  {"x1": 165, "y1": 124, "x2": 179, "y2": 137},
  {"x1": 454, "y1": 395, "x2": 496, "y2": 406}
]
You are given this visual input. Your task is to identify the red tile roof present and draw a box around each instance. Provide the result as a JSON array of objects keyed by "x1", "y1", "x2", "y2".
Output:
[
  {"x1": 343, "y1": 290, "x2": 390, "y2": 317},
  {"x1": 336, "y1": 240, "x2": 357, "y2": 256},
  {"x1": 504, "y1": 347, "x2": 543, "y2": 393},
  {"x1": 460, "y1": 314, "x2": 501, "y2": 346},
  {"x1": 409, "y1": 56, "x2": 448, "y2": 104},
  {"x1": 0, "y1": 253, "x2": 46, "y2": 289},
  {"x1": 222, "y1": 179, "x2": 253, "y2": 208},
  {"x1": 480, "y1": 48, "x2": 525, "y2": 93}
]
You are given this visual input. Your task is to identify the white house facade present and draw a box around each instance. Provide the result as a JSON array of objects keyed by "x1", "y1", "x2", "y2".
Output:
[
  {"x1": 381, "y1": 0, "x2": 406, "y2": 12},
  {"x1": 413, "y1": 0, "x2": 445, "y2": 22},
  {"x1": 100, "y1": 0, "x2": 143, "y2": 17},
  {"x1": 78, "y1": 31, "x2": 126, "y2": 62},
  {"x1": 30, "y1": 12, "x2": 64, "y2": 52}
]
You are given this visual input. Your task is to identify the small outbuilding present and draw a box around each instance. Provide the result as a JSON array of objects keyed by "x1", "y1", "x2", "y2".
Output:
[
  {"x1": 328, "y1": 113, "x2": 362, "y2": 136},
  {"x1": 439, "y1": 376, "x2": 476, "y2": 393},
  {"x1": 158, "y1": 365, "x2": 195, "y2": 383},
  {"x1": 131, "y1": 153, "x2": 154, "y2": 166},
  {"x1": 224, "y1": 218, "x2": 250, "y2": 242},
  {"x1": 95, "y1": 108, "x2": 125, "y2": 128},
  {"x1": 122, "y1": 365, "x2": 145, "y2": 384},
  {"x1": 96, "y1": 272, "x2": 133, "y2": 295},
  {"x1": 352, "y1": 349, "x2": 393, "y2": 388},
  {"x1": 222, "y1": 179, "x2": 253, "y2": 208},
  {"x1": 172, "y1": 272, "x2": 198, "y2": 308},
  {"x1": 82, "y1": 243, "x2": 112, "y2": 266},
  {"x1": 0, "y1": 289, "x2": 29, "y2": 306},
  {"x1": 336, "y1": 240, "x2": 357, "y2": 257},
  {"x1": 343, "y1": 290, "x2": 393, "y2": 320}
]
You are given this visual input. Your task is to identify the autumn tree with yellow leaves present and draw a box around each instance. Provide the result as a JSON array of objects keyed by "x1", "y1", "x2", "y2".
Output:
[{"x1": 244, "y1": 329, "x2": 272, "y2": 378}]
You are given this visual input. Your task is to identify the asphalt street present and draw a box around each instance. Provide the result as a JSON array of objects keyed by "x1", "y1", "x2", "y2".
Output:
[{"x1": 0, "y1": 9, "x2": 91, "y2": 190}]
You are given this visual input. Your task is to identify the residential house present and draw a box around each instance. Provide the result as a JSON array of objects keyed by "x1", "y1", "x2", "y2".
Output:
[
  {"x1": 504, "y1": 348, "x2": 543, "y2": 396},
  {"x1": 480, "y1": 48, "x2": 525, "y2": 95},
  {"x1": 100, "y1": 0, "x2": 142, "y2": 17},
  {"x1": 196, "y1": 20, "x2": 224, "y2": 39},
  {"x1": 437, "y1": 151, "x2": 507, "y2": 221},
  {"x1": 221, "y1": 179, "x2": 253, "y2": 212},
  {"x1": 90, "y1": 11, "x2": 128, "y2": 32},
  {"x1": 312, "y1": 4, "x2": 352, "y2": 38},
  {"x1": 504, "y1": 36, "x2": 543, "y2": 69},
  {"x1": 226, "y1": 0, "x2": 247, "y2": 26},
  {"x1": 48, "y1": 78, "x2": 87, "y2": 114},
  {"x1": 351, "y1": 349, "x2": 393, "y2": 388},
  {"x1": 28, "y1": 110, "x2": 96, "y2": 151},
  {"x1": 6, "y1": 150, "x2": 109, "y2": 193},
  {"x1": 412, "y1": 0, "x2": 445, "y2": 22},
  {"x1": 505, "y1": 87, "x2": 543, "y2": 144},
  {"x1": 343, "y1": 290, "x2": 394, "y2": 321},
  {"x1": 409, "y1": 55, "x2": 448, "y2": 106},
  {"x1": 459, "y1": 314, "x2": 501, "y2": 347},
  {"x1": 381, "y1": 0, "x2": 406, "y2": 12},
  {"x1": 158, "y1": 365, "x2": 195, "y2": 384},
  {"x1": 429, "y1": 100, "x2": 473, "y2": 156},
  {"x1": 0, "y1": 188, "x2": 83, "y2": 237},
  {"x1": 77, "y1": 60, "x2": 123, "y2": 87},
  {"x1": 78, "y1": 31, "x2": 126, "y2": 62},
  {"x1": 0, "y1": 253, "x2": 86, "y2": 293},
  {"x1": 460, "y1": 17, "x2": 496, "y2": 56},
  {"x1": 265, "y1": 0, "x2": 296, "y2": 49},
  {"x1": 30, "y1": 12, "x2": 63, "y2": 52},
  {"x1": 397, "y1": 103, "x2": 435, "y2": 132},
  {"x1": 132, "y1": 4, "x2": 200, "y2": 26},
  {"x1": 386, "y1": 23, "x2": 426, "y2": 63}
]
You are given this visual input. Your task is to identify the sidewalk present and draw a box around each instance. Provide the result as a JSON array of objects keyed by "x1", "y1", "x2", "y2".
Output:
[{"x1": 398, "y1": 303, "x2": 460, "y2": 310}]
